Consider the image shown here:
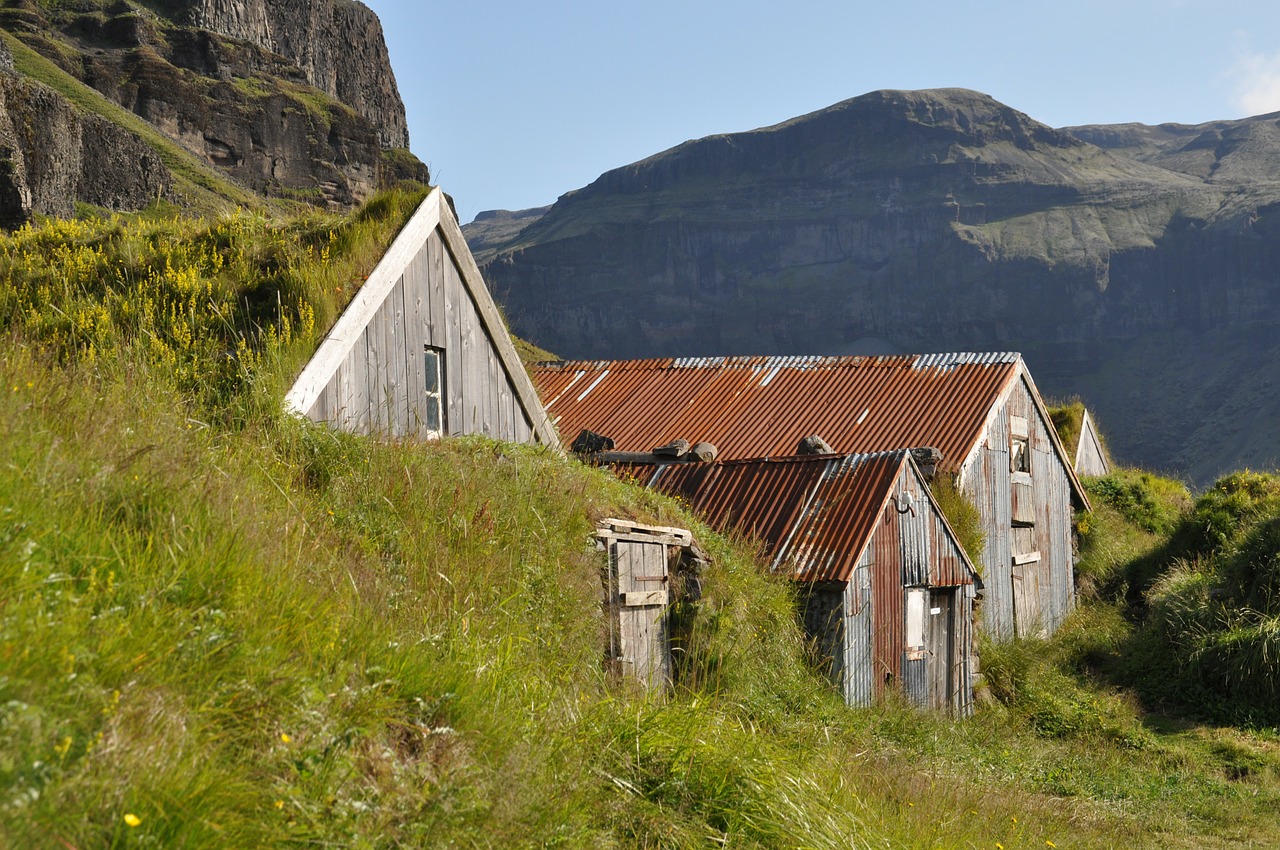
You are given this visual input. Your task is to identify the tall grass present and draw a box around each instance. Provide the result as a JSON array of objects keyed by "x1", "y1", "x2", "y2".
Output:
[{"x1": 3, "y1": 196, "x2": 1280, "y2": 847}]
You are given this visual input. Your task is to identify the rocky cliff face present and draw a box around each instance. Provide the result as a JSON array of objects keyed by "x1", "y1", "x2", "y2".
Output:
[
  {"x1": 188, "y1": 0, "x2": 409, "y2": 149},
  {"x1": 0, "y1": 38, "x2": 171, "y2": 226},
  {"x1": 0, "y1": 0, "x2": 424, "y2": 213},
  {"x1": 472, "y1": 89, "x2": 1280, "y2": 485}
]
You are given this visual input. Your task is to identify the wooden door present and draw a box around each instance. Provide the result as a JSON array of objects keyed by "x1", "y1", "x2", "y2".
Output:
[
  {"x1": 926, "y1": 589, "x2": 956, "y2": 712},
  {"x1": 613, "y1": 538, "x2": 671, "y2": 690},
  {"x1": 1012, "y1": 552, "x2": 1044, "y2": 638}
]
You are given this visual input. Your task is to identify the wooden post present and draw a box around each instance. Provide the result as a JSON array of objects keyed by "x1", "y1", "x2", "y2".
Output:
[{"x1": 595, "y1": 519, "x2": 693, "y2": 691}]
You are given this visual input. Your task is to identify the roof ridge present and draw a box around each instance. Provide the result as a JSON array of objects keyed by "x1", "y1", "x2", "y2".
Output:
[{"x1": 536, "y1": 352, "x2": 1022, "y2": 371}]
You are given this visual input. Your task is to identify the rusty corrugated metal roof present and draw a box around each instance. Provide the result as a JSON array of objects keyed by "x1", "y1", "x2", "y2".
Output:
[
  {"x1": 534, "y1": 354, "x2": 1021, "y2": 471},
  {"x1": 626, "y1": 451, "x2": 975, "y2": 584}
]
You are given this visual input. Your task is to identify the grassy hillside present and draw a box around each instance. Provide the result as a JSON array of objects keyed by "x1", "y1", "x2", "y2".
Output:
[{"x1": 2, "y1": 194, "x2": 1280, "y2": 848}]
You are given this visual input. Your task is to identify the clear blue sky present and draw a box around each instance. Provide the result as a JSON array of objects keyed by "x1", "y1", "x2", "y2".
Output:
[{"x1": 363, "y1": 0, "x2": 1280, "y2": 223}]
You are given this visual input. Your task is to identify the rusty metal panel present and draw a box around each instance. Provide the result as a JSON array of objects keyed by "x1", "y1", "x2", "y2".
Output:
[
  {"x1": 644, "y1": 453, "x2": 908, "y2": 583},
  {"x1": 871, "y1": 509, "x2": 903, "y2": 700},
  {"x1": 534, "y1": 354, "x2": 1023, "y2": 470}
]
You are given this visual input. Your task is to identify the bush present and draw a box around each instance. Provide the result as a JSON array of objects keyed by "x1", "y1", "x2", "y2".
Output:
[
  {"x1": 1169, "y1": 471, "x2": 1280, "y2": 561},
  {"x1": 1084, "y1": 469, "x2": 1190, "y2": 536}
]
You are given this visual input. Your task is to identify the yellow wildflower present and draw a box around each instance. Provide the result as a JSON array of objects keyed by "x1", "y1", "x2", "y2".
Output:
[
  {"x1": 124, "y1": 813, "x2": 141, "y2": 827},
  {"x1": 274, "y1": 800, "x2": 284, "y2": 810},
  {"x1": 280, "y1": 732, "x2": 291, "y2": 744},
  {"x1": 1047, "y1": 843, "x2": 1056, "y2": 848}
]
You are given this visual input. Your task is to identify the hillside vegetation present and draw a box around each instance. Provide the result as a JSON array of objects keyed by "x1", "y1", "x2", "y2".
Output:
[{"x1": 3, "y1": 193, "x2": 1280, "y2": 848}]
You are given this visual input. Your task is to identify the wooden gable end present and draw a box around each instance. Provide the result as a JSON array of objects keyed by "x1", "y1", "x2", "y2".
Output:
[
  {"x1": 1074, "y1": 409, "x2": 1111, "y2": 477},
  {"x1": 285, "y1": 189, "x2": 560, "y2": 449}
]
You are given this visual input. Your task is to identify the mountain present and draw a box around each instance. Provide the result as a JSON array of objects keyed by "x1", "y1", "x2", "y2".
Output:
[
  {"x1": 468, "y1": 89, "x2": 1280, "y2": 486},
  {"x1": 0, "y1": 0, "x2": 426, "y2": 219}
]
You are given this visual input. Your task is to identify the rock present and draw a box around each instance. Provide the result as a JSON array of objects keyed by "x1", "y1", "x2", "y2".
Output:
[
  {"x1": 690, "y1": 442, "x2": 718, "y2": 463},
  {"x1": 652, "y1": 438, "x2": 691, "y2": 457},
  {"x1": 570, "y1": 429, "x2": 614, "y2": 454},
  {"x1": 5, "y1": 0, "x2": 424, "y2": 210},
  {"x1": 797, "y1": 435, "x2": 835, "y2": 455},
  {"x1": 0, "y1": 72, "x2": 173, "y2": 225},
  {"x1": 186, "y1": 0, "x2": 409, "y2": 149},
  {"x1": 909, "y1": 447, "x2": 943, "y2": 481},
  {"x1": 78, "y1": 114, "x2": 171, "y2": 210}
]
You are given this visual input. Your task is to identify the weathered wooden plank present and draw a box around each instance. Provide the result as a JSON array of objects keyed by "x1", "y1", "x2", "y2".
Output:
[
  {"x1": 434, "y1": 197, "x2": 561, "y2": 449},
  {"x1": 623, "y1": 589, "x2": 668, "y2": 607},
  {"x1": 597, "y1": 519, "x2": 694, "y2": 546},
  {"x1": 459, "y1": 286, "x2": 484, "y2": 433},
  {"x1": 402, "y1": 253, "x2": 427, "y2": 437},
  {"x1": 369, "y1": 299, "x2": 390, "y2": 433},
  {"x1": 441, "y1": 237, "x2": 464, "y2": 436},
  {"x1": 284, "y1": 190, "x2": 441, "y2": 416},
  {"x1": 486, "y1": 336, "x2": 500, "y2": 437},
  {"x1": 388, "y1": 277, "x2": 409, "y2": 436},
  {"x1": 354, "y1": 330, "x2": 372, "y2": 432},
  {"x1": 426, "y1": 229, "x2": 444, "y2": 349}
]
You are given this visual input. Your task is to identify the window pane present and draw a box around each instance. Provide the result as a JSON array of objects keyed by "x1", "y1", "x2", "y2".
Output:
[
  {"x1": 1011, "y1": 436, "x2": 1030, "y2": 473},
  {"x1": 424, "y1": 350, "x2": 440, "y2": 395},
  {"x1": 425, "y1": 396, "x2": 441, "y2": 433}
]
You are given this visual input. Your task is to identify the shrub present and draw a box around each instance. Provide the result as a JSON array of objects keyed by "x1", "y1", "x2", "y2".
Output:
[
  {"x1": 1084, "y1": 469, "x2": 1190, "y2": 536},
  {"x1": 1169, "y1": 470, "x2": 1280, "y2": 561}
]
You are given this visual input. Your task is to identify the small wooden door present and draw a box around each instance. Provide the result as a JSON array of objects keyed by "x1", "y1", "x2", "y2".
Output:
[
  {"x1": 926, "y1": 589, "x2": 956, "y2": 712},
  {"x1": 1012, "y1": 553, "x2": 1044, "y2": 638},
  {"x1": 597, "y1": 519, "x2": 692, "y2": 691},
  {"x1": 615, "y1": 538, "x2": 670, "y2": 688}
]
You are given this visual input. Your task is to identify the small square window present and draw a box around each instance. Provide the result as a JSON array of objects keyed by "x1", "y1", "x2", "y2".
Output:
[{"x1": 424, "y1": 345, "x2": 445, "y2": 436}]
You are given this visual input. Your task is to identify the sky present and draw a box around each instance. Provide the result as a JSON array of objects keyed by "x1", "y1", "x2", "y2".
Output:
[{"x1": 362, "y1": 0, "x2": 1280, "y2": 224}]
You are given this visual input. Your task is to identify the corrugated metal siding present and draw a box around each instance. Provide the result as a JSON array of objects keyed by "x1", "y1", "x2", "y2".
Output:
[
  {"x1": 535, "y1": 354, "x2": 1022, "y2": 469},
  {"x1": 615, "y1": 450, "x2": 979, "y2": 712},
  {"x1": 871, "y1": 507, "x2": 904, "y2": 700},
  {"x1": 845, "y1": 559, "x2": 874, "y2": 707},
  {"x1": 647, "y1": 453, "x2": 907, "y2": 583},
  {"x1": 903, "y1": 657, "x2": 927, "y2": 705},
  {"x1": 967, "y1": 377, "x2": 1076, "y2": 640}
]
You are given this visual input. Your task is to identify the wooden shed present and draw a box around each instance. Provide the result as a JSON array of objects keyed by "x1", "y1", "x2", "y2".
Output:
[
  {"x1": 617, "y1": 451, "x2": 980, "y2": 714},
  {"x1": 285, "y1": 187, "x2": 559, "y2": 448},
  {"x1": 534, "y1": 353, "x2": 1088, "y2": 641}
]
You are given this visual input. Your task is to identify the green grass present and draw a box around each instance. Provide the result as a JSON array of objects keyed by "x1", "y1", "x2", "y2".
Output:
[{"x1": 3, "y1": 196, "x2": 1280, "y2": 847}]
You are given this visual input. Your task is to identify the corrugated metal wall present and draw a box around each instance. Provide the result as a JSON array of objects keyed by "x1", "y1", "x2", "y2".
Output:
[
  {"x1": 309, "y1": 227, "x2": 534, "y2": 444},
  {"x1": 844, "y1": 555, "x2": 875, "y2": 706},
  {"x1": 961, "y1": 376, "x2": 1075, "y2": 640}
]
